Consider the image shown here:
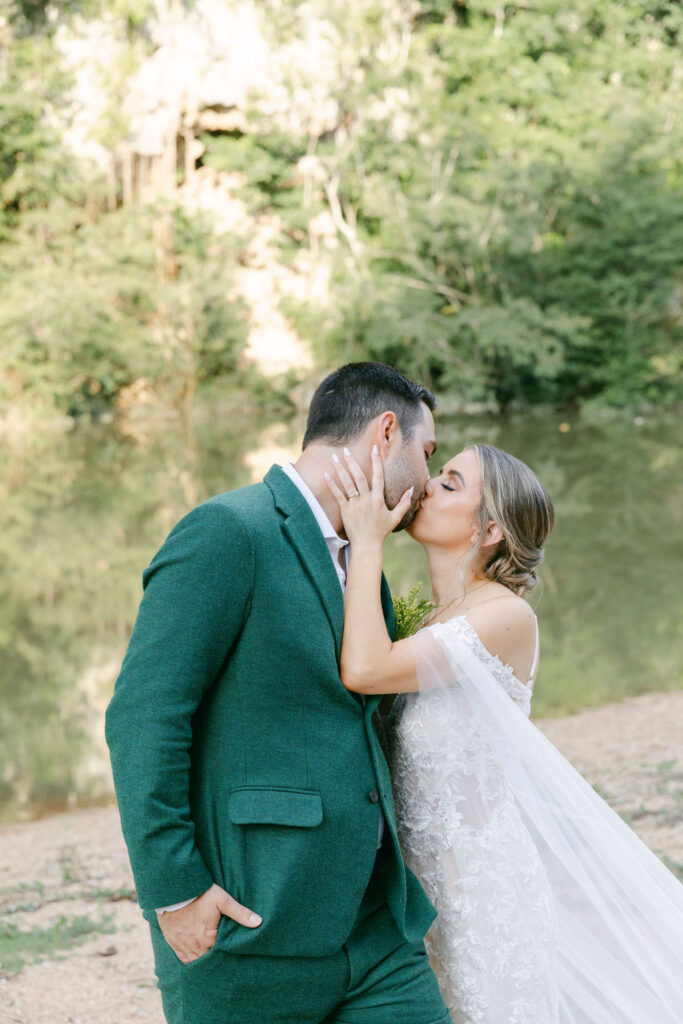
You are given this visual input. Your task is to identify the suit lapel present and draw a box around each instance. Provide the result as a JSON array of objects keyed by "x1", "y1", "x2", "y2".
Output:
[
  {"x1": 380, "y1": 571, "x2": 395, "y2": 641},
  {"x1": 266, "y1": 465, "x2": 344, "y2": 658},
  {"x1": 282, "y1": 505, "x2": 345, "y2": 657},
  {"x1": 264, "y1": 464, "x2": 396, "y2": 693}
]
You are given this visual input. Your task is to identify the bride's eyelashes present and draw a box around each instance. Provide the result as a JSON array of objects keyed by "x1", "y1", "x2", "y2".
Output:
[{"x1": 441, "y1": 483, "x2": 455, "y2": 492}]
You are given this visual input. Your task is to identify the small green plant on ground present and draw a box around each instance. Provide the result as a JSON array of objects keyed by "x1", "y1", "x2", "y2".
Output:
[{"x1": 0, "y1": 911, "x2": 115, "y2": 976}]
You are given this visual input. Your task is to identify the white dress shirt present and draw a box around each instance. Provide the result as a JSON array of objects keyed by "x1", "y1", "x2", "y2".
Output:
[
  {"x1": 282, "y1": 461, "x2": 351, "y2": 587},
  {"x1": 156, "y1": 462, "x2": 384, "y2": 915}
]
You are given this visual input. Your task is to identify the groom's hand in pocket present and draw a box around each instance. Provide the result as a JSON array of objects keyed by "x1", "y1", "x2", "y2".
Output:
[{"x1": 158, "y1": 883, "x2": 262, "y2": 963}]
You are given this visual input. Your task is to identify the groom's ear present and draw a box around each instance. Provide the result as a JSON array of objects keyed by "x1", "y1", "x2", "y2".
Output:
[{"x1": 376, "y1": 411, "x2": 400, "y2": 452}]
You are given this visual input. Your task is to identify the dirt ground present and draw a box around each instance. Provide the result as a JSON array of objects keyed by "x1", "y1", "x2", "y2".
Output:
[{"x1": 1, "y1": 689, "x2": 681, "y2": 1024}]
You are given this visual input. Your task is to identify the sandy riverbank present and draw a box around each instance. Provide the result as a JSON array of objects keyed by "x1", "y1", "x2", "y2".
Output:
[{"x1": 1, "y1": 690, "x2": 681, "y2": 1024}]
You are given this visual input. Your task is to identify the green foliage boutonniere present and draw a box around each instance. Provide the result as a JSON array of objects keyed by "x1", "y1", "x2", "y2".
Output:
[{"x1": 392, "y1": 583, "x2": 435, "y2": 640}]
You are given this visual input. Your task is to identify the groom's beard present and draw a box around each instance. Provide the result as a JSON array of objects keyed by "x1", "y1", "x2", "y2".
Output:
[
  {"x1": 384, "y1": 448, "x2": 425, "y2": 532},
  {"x1": 384, "y1": 485, "x2": 423, "y2": 533},
  {"x1": 391, "y1": 499, "x2": 421, "y2": 532}
]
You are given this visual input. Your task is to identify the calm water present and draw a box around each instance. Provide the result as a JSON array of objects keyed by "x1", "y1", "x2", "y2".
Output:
[{"x1": 2, "y1": 398, "x2": 681, "y2": 822}]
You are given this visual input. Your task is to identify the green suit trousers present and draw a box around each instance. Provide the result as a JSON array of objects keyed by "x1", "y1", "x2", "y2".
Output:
[{"x1": 147, "y1": 845, "x2": 452, "y2": 1024}]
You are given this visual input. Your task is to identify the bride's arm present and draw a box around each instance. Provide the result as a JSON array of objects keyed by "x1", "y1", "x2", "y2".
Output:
[
  {"x1": 327, "y1": 449, "x2": 539, "y2": 693},
  {"x1": 325, "y1": 447, "x2": 421, "y2": 695}
]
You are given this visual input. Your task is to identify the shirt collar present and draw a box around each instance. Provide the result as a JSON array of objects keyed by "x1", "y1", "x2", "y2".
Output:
[{"x1": 282, "y1": 462, "x2": 348, "y2": 547}]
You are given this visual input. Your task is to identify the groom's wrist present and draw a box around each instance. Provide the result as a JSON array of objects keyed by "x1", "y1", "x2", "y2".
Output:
[{"x1": 156, "y1": 895, "x2": 199, "y2": 915}]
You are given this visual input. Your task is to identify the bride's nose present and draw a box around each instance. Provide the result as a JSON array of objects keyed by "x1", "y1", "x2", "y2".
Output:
[{"x1": 423, "y1": 476, "x2": 437, "y2": 498}]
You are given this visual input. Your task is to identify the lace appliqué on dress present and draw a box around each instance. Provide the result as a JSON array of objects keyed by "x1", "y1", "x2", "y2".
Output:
[{"x1": 390, "y1": 617, "x2": 559, "y2": 1024}]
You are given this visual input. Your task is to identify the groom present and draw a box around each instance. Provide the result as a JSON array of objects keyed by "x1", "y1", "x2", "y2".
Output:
[{"x1": 105, "y1": 361, "x2": 451, "y2": 1024}]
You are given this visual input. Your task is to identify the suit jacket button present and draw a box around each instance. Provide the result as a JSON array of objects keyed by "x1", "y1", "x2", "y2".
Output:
[{"x1": 368, "y1": 788, "x2": 380, "y2": 803}]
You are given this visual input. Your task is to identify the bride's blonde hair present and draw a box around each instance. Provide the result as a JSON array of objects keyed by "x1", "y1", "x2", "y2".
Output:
[{"x1": 468, "y1": 444, "x2": 554, "y2": 596}]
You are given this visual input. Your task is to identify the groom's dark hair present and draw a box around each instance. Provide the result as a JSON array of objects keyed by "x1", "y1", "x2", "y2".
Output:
[{"x1": 302, "y1": 362, "x2": 435, "y2": 449}]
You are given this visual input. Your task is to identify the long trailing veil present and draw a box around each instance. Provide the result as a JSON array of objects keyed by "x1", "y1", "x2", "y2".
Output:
[{"x1": 400, "y1": 619, "x2": 683, "y2": 1024}]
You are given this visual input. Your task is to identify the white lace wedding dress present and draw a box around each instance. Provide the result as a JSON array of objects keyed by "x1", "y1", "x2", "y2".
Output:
[{"x1": 388, "y1": 615, "x2": 683, "y2": 1024}]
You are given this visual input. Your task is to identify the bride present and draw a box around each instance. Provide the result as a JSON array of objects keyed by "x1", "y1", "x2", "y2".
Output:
[{"x1": 325, "y1": 443, "x2": 683, "y2": 1024}]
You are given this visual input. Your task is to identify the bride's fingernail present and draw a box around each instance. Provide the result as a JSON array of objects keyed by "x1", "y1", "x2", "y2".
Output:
[
  {"x1": 332, "y1": 453, "x2": 340, "y2": 463},
  {"x1": 343, "y1": 447, "x2": 351, "y2": 457},
  {"x1": 409, "y1": 486, "x2": 414, "y2": 495},
  {"x1": 373, "y1": 444, "x2": 379, "y2": 454},
  {"x1": 324, "y1": 472, "x2": 331, "y2": 480}
]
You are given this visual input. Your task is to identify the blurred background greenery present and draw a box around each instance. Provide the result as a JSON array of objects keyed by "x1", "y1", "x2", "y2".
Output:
[{"x1": 1, "y1": 0, "x2": 681, "y2": 821}]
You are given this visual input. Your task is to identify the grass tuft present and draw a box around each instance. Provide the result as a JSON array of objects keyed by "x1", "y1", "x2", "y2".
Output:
[{"x1": 0, "y1": 912, "x2": 115, "y2": 976}]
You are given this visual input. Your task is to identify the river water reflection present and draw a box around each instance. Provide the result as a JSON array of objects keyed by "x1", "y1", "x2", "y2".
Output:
[{"x1": 2, "y1": 399, "x2": 681, "y2": 822}]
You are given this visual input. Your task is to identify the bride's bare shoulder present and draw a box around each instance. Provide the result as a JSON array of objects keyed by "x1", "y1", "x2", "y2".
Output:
[
  {"x1": 459, "y1": 594, "x2": 538, "y2": 678},
  {"x1": 464, "y1": 592, "x2": 536, "y2": 637}
]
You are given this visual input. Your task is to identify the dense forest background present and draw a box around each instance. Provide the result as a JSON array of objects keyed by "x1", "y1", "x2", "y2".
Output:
[
  {"x1": 1, "y1": 1, "x2": 682, "y2": 824},
  {"x1": 1, "y1": 0, "x2": 681, "y2": 419}
]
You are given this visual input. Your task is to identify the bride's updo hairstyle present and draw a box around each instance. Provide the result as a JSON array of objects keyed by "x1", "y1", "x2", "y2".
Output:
[{"x1": 468, "y1": 444, "x2": 554, "y2": 596}]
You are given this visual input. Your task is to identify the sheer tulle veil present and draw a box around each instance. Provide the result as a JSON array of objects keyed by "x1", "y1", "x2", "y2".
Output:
[{"x1": 405, "y1": 620, "x2": 683, "y2": 1024}]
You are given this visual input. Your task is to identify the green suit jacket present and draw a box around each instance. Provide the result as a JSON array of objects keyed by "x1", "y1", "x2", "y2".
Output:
[{"x1": 105, "y1": 465, "x2": 436, "y2": 958}]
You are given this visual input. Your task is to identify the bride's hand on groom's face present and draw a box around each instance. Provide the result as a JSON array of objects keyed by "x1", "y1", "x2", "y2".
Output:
[{"x1": 325, "y1": 445, "x2": 413, "y2": 547}]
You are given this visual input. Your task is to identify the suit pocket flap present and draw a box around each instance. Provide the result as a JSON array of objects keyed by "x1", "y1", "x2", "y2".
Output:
[{"x1": 228, "y1": 787, "x2": 323, "y2": 827}]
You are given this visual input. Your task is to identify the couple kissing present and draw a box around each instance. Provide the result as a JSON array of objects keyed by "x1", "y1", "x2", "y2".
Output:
[{"x1": 106, "y1": 361, "x2": 683, "y2": 1024}]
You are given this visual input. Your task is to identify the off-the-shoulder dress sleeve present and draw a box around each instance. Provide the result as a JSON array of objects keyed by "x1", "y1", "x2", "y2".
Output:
[{"x1": 408, "y1": 614, "x2": 536, "y2": 714}]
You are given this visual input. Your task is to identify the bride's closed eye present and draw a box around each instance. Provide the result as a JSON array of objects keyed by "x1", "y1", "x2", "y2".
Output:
[{"x1": 435, "y1": 468, "x2": 454, "y2": 492}]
